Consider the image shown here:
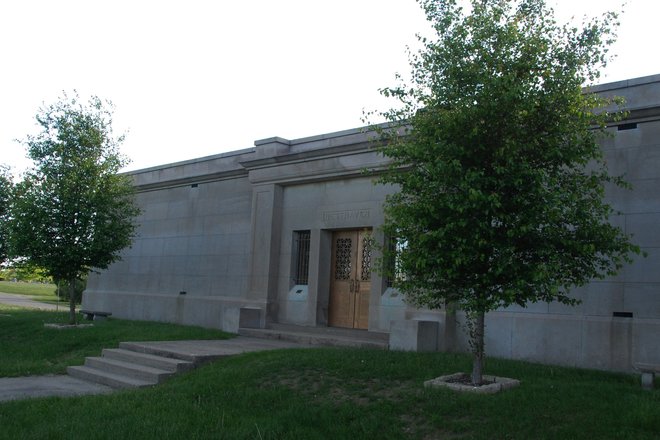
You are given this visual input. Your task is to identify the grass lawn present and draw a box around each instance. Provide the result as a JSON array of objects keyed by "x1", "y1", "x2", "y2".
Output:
[
  {"x1": 0, "y1": 305, "x2": 230, "y2": 377},
  {"x1": 0, "y1": 280, "x2": 60, "y2": 303},
  {"x1": 1, "y1": 308, "x2": 658, "y2": 439}
]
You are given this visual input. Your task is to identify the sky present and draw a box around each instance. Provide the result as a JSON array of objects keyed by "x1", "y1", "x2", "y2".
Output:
[{"x1": 2, "y1": 0, "x2": 659, "y2": 174}]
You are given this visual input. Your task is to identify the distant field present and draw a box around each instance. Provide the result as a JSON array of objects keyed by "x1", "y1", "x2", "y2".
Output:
[{"x1": 0, "y1": 281, "x2": 58, "y2": 301}]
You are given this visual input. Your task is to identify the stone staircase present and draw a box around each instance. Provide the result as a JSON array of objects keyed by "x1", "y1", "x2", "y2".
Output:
[
  {"x1": 67, "y1": 327, "x2": 389, "y2": 390},
  {"x1": 68, "y1": 342, "x2": 202, "y2": 389},
  {"x1": 66, "y1": 337, "x2": 308, "y2": 390}
]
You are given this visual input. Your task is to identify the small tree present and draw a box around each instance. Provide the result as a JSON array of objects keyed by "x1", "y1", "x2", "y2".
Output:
[
  {"x1": 8, "y1": 92, "x2": 140, "y2": 324},
  {"x1": 375, "y1": 0, "x2": 640, "y2": 385},
  {"x1": 0, "y1": 166, "x2": 12, "y2": 264}
]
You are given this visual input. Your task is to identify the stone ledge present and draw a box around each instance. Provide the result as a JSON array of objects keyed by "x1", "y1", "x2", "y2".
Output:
[{"x1": 424, "y1": 373, "x2": 520, "y2": 394}]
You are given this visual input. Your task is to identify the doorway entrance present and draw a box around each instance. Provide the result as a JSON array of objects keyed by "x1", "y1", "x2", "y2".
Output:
[{"x1": 329, "y1": 229, "x2": 372, "y2": 329}]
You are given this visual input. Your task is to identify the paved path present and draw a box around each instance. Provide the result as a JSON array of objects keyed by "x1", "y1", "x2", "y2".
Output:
[
  {"x1": 0, "y1": 337, "x2": 306, "y2": 403},
  {"x1": 0, "y1": 375, "x2": 113, "y2": 402},
  {"x1": 0, "y1": 291, "x2": 64, "y2": 311}
]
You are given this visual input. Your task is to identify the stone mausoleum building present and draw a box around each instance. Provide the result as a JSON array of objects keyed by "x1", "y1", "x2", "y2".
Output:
[{"x1": 84, "y1": 74, "x2": 660, "y2": 372}]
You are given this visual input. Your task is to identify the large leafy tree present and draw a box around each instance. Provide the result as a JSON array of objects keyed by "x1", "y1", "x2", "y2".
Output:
[
  {"x1": 375, "y1": 0, "x2": 640, "y2": 385},
  {"x1": 8, "y1": 92, "x2": 140, "y2": 324},
  {"x1": 0, "y1": 166, "x2": 13, "y2": 264}
]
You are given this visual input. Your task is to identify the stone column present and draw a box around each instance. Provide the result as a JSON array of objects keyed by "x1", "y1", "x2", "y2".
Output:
[{"x1": 247, "y1": 183, "x2": 283, "y2": 323}]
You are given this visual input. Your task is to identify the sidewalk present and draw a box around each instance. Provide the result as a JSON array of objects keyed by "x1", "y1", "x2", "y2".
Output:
[{"x1": 0, "y1": 375, "x2": 113, "y2": 402}]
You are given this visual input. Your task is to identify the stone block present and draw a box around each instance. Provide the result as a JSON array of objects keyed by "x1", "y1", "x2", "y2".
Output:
[
  {"x1": 624, "y1": 145, "x2": 660, "y2": 180},
  {"x1": 640, "y1": 372, "x2": 654, "y2": 390},
  {"x1": 483, "y1": 312, "x2": 514, "y2": 359},
  {"x1": 626, "y1": 212, "x2": 660, "y2": 246},
  {"x1": 624, "y1": 284, "x2": 660, "y2": 319},
  {"x1": 381, "y1": 288, "x2": 405, "y2": 307},
  {"x1": 624, "y1": 248, "x2": 660, "y2": 283},
  {"x1": 389, "y1": 320, "x2": 438, "y2": 352},
  {"x1": 221, "y1": 308, "x2": 239, "y2": 333},
  {"x1": 633, "y1": 363, "x2": 659, "y2": 390},
  {"x1": 579, "y1": 317, "x2": 615, "y2": 370},
  {"x1": 239, "y1": 307, "x2": 264, "y2": 329},
  {"x1": 607, "y1": 178, "x2": 660, "y2": 213},
  {"x1": 287, "y1": 285, "x2": 308, "y2": 302},
  {"x1": 283, "y1": 184, "x2": 327, "y2": 209},
  {"x1": 632, "y1": 320, "x2": 660, "y2": 364},
  {"x1": 511, "y1": 314, "x2": 582, "y2": 366},
  {"x1": 375, "y1": 289, "x2": 406, "y2": 333},
  {"x1": 581, "y1": 282, "x2": 624, "y2": 317},
  {"x1": 503, "y1": 301, "x2": 549, "y2": 314},
  {"x1": 609, "y1": 317, "x2": 634, "y2": 371},
  {"x1": 162, "y1": 237, "x2": 188, "y2": 256}
]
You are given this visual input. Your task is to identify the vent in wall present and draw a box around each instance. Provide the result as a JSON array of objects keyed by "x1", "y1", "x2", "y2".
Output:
[
  {"x1": 191, "y1": 183, "x2": 199, "y2": 188},
  {"x1": 612, "y1": 311, "x2": 633, "y2": 318},
  {"x1": 617, "y1": 123, "x2": 638, "y2": 131}
]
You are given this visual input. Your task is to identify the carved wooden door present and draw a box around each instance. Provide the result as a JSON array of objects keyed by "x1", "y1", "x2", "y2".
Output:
[{"x1": 329, "y1": 229, "x2": 372, "y2": 329}]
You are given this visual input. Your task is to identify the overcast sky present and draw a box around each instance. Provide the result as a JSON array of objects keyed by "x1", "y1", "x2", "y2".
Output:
[{"x1": 2, "y1": 0, "x2": 658, "y2": 174}]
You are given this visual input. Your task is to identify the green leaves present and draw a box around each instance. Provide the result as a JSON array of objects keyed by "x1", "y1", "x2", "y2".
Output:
[
  {"x1": 0, "y1": 166, "x2": 13, "y2": 263},
  {"x1": 374, "y1": 0, "x2": 639, "y2": 317},
  {"x1": 7, "y1": 92, "x2": 141, "y2": 322}
]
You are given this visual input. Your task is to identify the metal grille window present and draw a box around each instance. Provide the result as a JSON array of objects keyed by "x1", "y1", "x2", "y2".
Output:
[
  {"x1": 334, "y1": 237, "x2": 352, "y2": 280},
  {"x1": 386, "y1": 237, "x2": 406, "y2": 288},
  {"x1": 360, "y1": 234, "x2": 372, "y2": 281},
  {"x1": 293, "y1": 230, "x2": 311, "y2": 285}
]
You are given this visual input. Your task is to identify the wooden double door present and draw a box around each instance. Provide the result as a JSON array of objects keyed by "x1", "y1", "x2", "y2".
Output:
[{"x1": 329, "y1": 229, "x2": 372, "y2": 329}]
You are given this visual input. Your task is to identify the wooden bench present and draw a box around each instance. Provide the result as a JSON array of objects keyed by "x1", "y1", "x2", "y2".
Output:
[
  {"x1": 79, "y1": 309, "x2": 112, "y2": 321},
  {"x1": 633, "y1": 363, "x2": 660, "y2": 390}
]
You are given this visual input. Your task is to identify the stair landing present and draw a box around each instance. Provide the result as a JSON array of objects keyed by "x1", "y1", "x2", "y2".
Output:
[{"x1": 239, "y1": 323, "x2": 390, "y2": 349}]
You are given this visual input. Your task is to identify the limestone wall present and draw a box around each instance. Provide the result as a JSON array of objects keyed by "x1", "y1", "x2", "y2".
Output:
[{"x1": 83, "y1": 74, "x2": 660, "y2": 371}]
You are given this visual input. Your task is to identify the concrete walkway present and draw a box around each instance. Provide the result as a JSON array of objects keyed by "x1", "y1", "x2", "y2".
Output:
[
  {"x1": 0, "y1": 375, "x2": 114, "y2": 402},
  {"x1": 0, "y1": 337, "x2": 306, "y2": 403}
]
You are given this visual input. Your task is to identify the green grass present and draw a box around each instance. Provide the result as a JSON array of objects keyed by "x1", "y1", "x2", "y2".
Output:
[
  {"x1": 0, "y1": 305, "x2": 231, "y2": 377},
  {"x1": 0, "y1": 307, "x2": 658, "y2": 439},
  {"x1": 0, "y1": 280, "x2": 59, "y2": 301}
]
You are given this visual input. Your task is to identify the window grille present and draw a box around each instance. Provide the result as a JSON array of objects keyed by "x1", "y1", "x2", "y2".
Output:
[
  {"x1": 386, "y1": 237, "x2": 406, "y2": 288},
  {"x1": 360, "y1": 234, "x2": 372, "y2": 281},
  {"x1": 293, "y1": 230, "x2": 311, "y2": 285},
  {"x1": 334, "y1": 237, "x2": 352, "y2": 280}
]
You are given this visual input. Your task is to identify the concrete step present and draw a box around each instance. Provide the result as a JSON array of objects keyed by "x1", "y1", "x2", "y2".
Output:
[
  {"x1": 117, "y1": 341, "x2": 229, "y2": 364},
  {"x1": 268, "y1": 323, "x2": 390, "y2": 341},
  {"x1": 84, "y1": 357, "x2": 174, "y2": 384},
  {"x1": 239, "y1": 325, "x2": 389, "y2": 349},
  {"x1": 67, "y1": 365, "x2": 155, "y2": 389},
  {"x1": 67, "y1": 337, "x2": 309, "y2": 391},
  {"x1": 102, "y1": 348, "x2": 194, "y2": 373}
]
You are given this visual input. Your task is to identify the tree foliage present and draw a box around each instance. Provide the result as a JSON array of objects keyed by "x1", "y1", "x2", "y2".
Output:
[
  {"x1": 0, "y1": 166, "x2": 12, "y2": 264},
  {"x1": 8, "y1": 92, "x2": 140, "y2": 324},
  {"x1": 374, "y1": 0, "x2": 640, "y2": 384}
]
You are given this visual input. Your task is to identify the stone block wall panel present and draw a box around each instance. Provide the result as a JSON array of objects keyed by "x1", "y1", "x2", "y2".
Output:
[{"x1": 84, "y1": 74, "x2": 660, "y2": 371}]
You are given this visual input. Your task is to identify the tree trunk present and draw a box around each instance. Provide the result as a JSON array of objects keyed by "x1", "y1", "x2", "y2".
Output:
[
  {"x1": 68, "y1": 277, "x2": 77, "y2": 325},
  {"x1": 470, "y1": 310, "x2": 485, "y2": 386}
]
